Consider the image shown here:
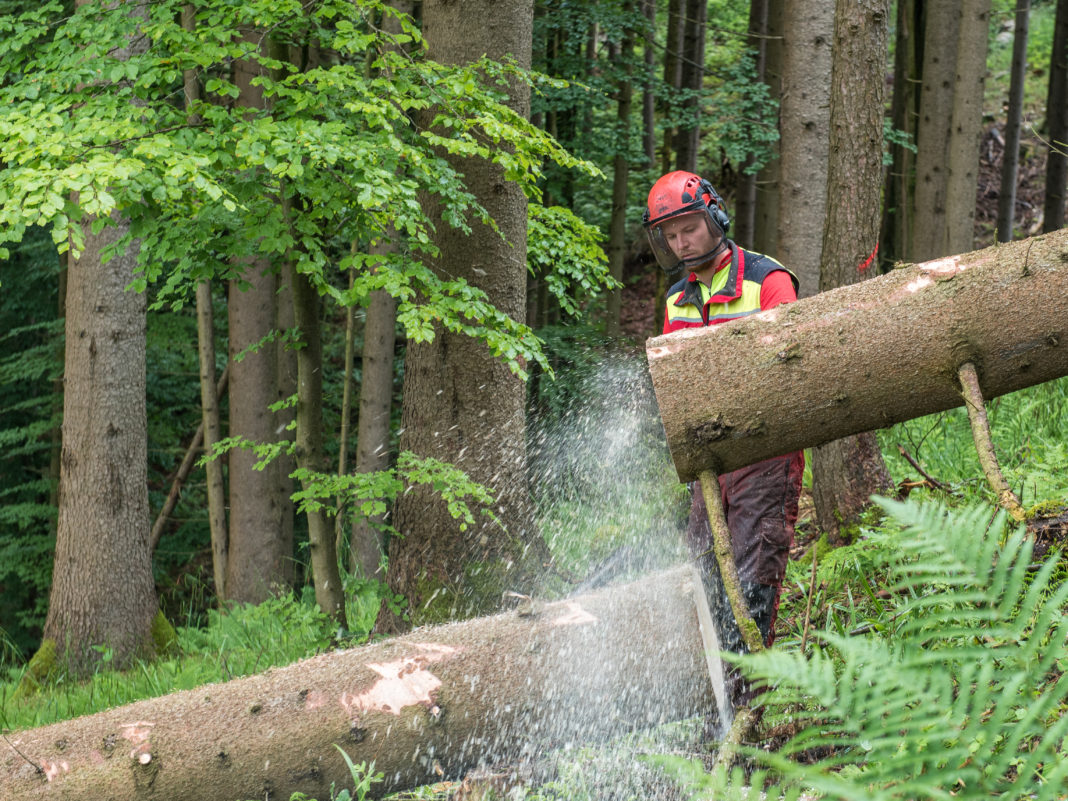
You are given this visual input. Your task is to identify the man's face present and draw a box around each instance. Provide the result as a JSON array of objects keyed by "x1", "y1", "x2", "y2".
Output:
[{"x1": 658, "y1": 212, "x2": 721, "y2": 265}]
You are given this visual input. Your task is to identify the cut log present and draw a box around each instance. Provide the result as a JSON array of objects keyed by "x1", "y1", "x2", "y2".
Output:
[
  {"x1": 1, "y1": 567, "x2": 713, "y2": 801},
  {"x1": 646, "y1": 229, "x2": 1068, "y2": 482}
]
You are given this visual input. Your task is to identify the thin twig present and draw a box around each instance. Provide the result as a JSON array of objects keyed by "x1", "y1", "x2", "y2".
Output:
[
  {"x1": 2, "y1": 731, "x2": 44, "y2": 776},
  {"x1": 897, "y1": 444, "x2": 951, "y2": 493},
  {"x1": 800, "y1": 545, "x2": 818, "y2": 656}
]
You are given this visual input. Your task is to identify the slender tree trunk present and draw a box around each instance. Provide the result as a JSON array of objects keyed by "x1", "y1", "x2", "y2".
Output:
[
  {"x1": 605, "y1": 9, "x2": 634, "y2": 338},
  {"x1": 944, "y1": 0, "x2": 990, "y2": 256},
  {"x1": 734, "y1": 0, "x2": 769, "y2": 249},
  {"x1": 752, "y1": 0, "x2": 784, "y2": 256},
  {"x1": 350, "y1": 245, "x2": 399, "y2": 580},
  {"x1": 641, "y1": 0, "x2": 657, "y2": 169},
  {"x1": 810, "y1": 0, "x2": 894, "y2": 541},
  {"x1": 880, "y1": 0, "x2": 924, "y2": 266},
  {"x1": 997, "y1": 0, "x2": 1031, "y2": 243},
  {"x1": 911, "y1": 2, "x2": 959, "y2": 261},
  {"x1": 183, "y1": 4, "x2": 228, "y2": 599},
  {"x1": 777, "y1": 0, "x2": 833, "y2": 298},
  {"x1": 646, "y1": 229, "x2": 1068, "y2": 481},
  {"x1": 660, "y1": 0, "x2": 683, "y2": 175},
  {"x1": 289, "y1": 265, "x2": 347, "y2": 625},
  {"x1": 39, "y1": 0, "x2": 159, "y2": 677},
  {"x1": 225, "y1": 34, "x2": 292, "y2": 604},
  {"x1": 1043, "y1": 0, "x2": 1068, "y2": 232},
  {"x1": 349, "y1": 0, "x2": 413, "y2": 581},
  {"x1": 382, "y1": 0, "x2": 544, "y2": 631},
  {"x1": 674, "y1": 0, "x2": 707, "y2": 172}
]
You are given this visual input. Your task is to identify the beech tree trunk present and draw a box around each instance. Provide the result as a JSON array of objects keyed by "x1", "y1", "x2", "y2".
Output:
[
  {"x1": 3, "y1": 568, "x2": 713, "y2": 801},
  {"x1": 646, "y1": 228, "x2": 1068, "y2": 481},
  {"x1": 225, "y1": 33, "x2": 292, "y2": 604}
]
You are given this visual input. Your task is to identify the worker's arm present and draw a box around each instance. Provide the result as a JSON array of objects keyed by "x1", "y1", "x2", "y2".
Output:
[{"x1": 759, "y1": 270, "x2": 797, "y2": 310}]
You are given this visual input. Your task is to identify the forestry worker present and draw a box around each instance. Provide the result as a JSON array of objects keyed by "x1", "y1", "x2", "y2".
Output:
[{"x1": 642, "y1": 169, "x2": 804, "y2": 708}]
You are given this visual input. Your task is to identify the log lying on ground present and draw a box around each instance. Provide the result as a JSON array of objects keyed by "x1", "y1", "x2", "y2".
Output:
[
  {"x1": 646, "y1": 229, "x2": 1068, "y2": 481},
  {"x1": 1, "y1": 567, "x2": 713, "y2": 801}
]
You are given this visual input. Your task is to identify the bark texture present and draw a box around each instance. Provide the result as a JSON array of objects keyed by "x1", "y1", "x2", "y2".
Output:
[
  {"x1": 1044, "y1": 0, "x2": 1068, "y2": 232},
  {"x1": 385, "y1": 0, "x2": 543, "y2": 629},
  {"x1": 752, "y1": 0, "x2": 784, "y2": 257},
  {"x1": 605, "y1": 7, "x2": 634, "y2": 338},
  {"x1": 646, "y1": 229, "x2": 1068, "y2": 482},
  {"x1": 225, "y1": 38, "x2": 292, "y2": 604},
  {"x1": 3, "y1": 568, "x2": 714, "y2": 801},
  {"x1": 41, "y1": 0, "x2": 158, "y2": 674},
  {"x1": 997, "y1": 0, "x2": 1031, "y2": 243},
  {"x1": 44, "y1": 212, "x2": 157, "y2": 673},
  {"x1": 811, "y1": 0, "x2": 894, "y2": 539},
  {"x1": 777, "y1": 0, "x2": 832, "y2": 298}
]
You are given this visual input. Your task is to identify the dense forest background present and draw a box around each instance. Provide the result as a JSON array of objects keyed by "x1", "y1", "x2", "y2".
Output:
[{"x1": 1, "y1": 0, "x2": 1068, "y2": 795}]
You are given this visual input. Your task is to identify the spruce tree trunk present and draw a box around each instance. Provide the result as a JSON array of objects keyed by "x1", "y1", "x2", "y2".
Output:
[
  {"x1": 911, "y1": 2, "x2": 960, "y2": 261},
  {"x1": 646, "y1": 229, "x2": 1068, "y2": 481},
  {"x1": 1043, "y1": 0, "x2": 1068, "y2": 232},
  {"x1": 810, "y1": 0, "x2": 894, "y2": 540},
  {"x1": 660, "y1": 0, "x2": 683, "y2": 175},
  {"x1": 43, "y1": 210, "x2": 158, "y2": 675},
  {"x1": 383, "y1": 0, "x2": 544, "y2": 631},
  {"x1": 641, "y1": 0, "x2": 657, "y2": 169},
  {"x1": 777, "y1": 0, "x2": 833, "y2": 298},
  {"x1": 944, "y1": 0, "x2": 990, "y2": 255},
  {"x1": 40, "y1": 0, "x2": 159, "y2": 677},
  {"x1": 3, "y1": 568, "x2": 713, "y2": 801},
  {"x1": 997, "y1": 0, "x2": 1031, "y2": 243},
  {"x1": 225, "y1": 34, "x2": 292, "y2": 604}
]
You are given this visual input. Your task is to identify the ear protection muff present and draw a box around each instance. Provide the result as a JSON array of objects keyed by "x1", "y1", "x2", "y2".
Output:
[{"x1": 699, "y1": 178, "x2": 731, "y2": 235}]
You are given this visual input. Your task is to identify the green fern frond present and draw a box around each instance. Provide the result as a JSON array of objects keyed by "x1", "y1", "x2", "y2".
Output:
[{"x1": 742, "y1": 496, "x2": 1068, "y2": 801}]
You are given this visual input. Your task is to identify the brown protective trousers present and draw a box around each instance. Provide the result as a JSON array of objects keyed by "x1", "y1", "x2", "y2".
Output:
[{"x1": 686, "y1": 451, "x2": 804, "y2": 653}]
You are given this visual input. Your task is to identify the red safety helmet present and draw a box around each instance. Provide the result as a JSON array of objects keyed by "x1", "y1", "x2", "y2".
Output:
[{"x1": 642, "y1": 170, "x2": 731, "y2": 272}]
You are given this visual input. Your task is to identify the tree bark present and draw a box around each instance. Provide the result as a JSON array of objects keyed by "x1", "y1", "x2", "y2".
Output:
[
  {"x1": 733, "y1": 0, "x2": 769, "y2": 250},
  {"x1": 660, "y1": 0, "x2": 684, "y2": 175},
  {"x1": 225, "y1": 33, "x2": 292, "y2": 604},
  {"x1": 1043, "y1": 0, "x2": 1068, "y2": 233},
  {"x1": 997, "y1": 0, "x2": 1031, "y2": 243},
  {"x1": 289, "y1": 265, "x2": 347, "y2": 626},
  {"x1": 752, "y1": 0, "x2": 784, "y2": 257},
  {"x1": 911, "y1": 2, "x2": 960, "y2": 261},
  {"x1": 646, "y1": 228, "x2": 1068, "y2": 482},
  {"x1": 777, "y1": 0, "x2": 833, "y2": 298},
  {"x1": 943, "y1": 0, "x2": 990, "y2": 256},
  {"x1": 810, "y1": 0, "x2": 894, "y2": 540},
  {"x1": 641, "y1": 0, "x2": 657, "y2": 169},
  {"x1": 3, "y1": 567, "x2": 714, "y2": 801},
  {"x1": 40, "y1": 0, "x2": 158, "y2": 676},
  {"x1": 383, "y1": 0, "x2": 544, "y2": 631}
]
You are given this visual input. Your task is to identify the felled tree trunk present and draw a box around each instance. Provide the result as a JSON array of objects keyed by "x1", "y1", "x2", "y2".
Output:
[
  {"x1": 646, "y1": 229, "x2": 1068, "y2": 482},
  {"x1": 2, "y1": 568, "x2": 713, "y2": 801}
]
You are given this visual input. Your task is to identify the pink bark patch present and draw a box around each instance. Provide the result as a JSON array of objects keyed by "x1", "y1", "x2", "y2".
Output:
[
  {"x1": 550, "y1": 601, "x2": 598, "y2": 627},
  {"x1": 121, "y1": 720, "x2": 154, "y2": 761},
  {"x1": 41, "y1": 759, "x2": 70, "y2": 782},
  {"x1": 340, "y1": 643, "x2": 457, "y2": 716}
]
